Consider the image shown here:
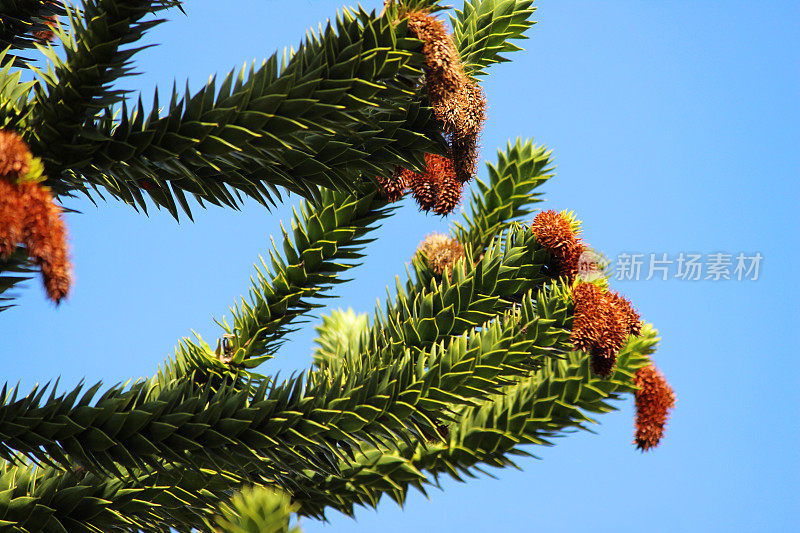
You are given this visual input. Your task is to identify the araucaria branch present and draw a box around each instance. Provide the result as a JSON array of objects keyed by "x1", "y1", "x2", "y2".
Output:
[{"x1": 0, "y1": 2, "x2": 675, "y2": 531}]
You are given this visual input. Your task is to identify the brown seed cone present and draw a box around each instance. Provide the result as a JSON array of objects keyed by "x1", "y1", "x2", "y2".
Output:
[
  {"x1": 409, "y1": 173, "x2": 438, "y2": 211},
  {"x1": 0, "y1": 130, "x2": 32, "y2": 180},
  {"x1": 570, "y1": 282, "x2": 607, "y2": 354},
  {"x1": 634, "y1": 364, "x2": 676, "y2": 451},
  {"x1": 408, "y1": 153, "x2": 458, "y2": 213},
  {"x1": 531, "y1": 210, "x2": 584, "y2": 279},
  {"x1": 591, "y1": 353, "x2": 617, "y2": 377},
  {"x1": 18, "y1": 182, "x2": 72, "y2": 303},
  {"x1": 417, "y1": 233, "x2": 465, "y2": 276},
  {"x1": 0, "y1": 179, "x2": 25, "y2": 257}
]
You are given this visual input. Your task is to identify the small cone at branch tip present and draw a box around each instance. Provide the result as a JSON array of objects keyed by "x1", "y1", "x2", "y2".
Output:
[
  {"x1": 531, "y1": 210, "x2": 584, "y2": 279},
  {"x1": 634, "y1": 364, "x2": 676, "y2": 451},
  {"x1": 570, "y1": 282, "x2": 640, "y2": 377},
  {"x1": 416, "y1": 233, "x2": 465, "y2": 276}
]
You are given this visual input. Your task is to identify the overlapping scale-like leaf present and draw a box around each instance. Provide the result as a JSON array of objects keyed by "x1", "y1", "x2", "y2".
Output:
[
  {"x1": 451, "y1": 0, "x2": 537, "y2": 78},
  {"x1": 453, "y1": 138, "x2": 553, "y2": 255},
  {"x1": 28, "y1": 0, "x2": 183, "y2": 194}
]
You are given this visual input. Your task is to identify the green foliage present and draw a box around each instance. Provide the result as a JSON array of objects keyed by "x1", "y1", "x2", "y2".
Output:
[
  {"x1": 0, "y1": 0, "x2": 66, "y2": 65},
  {"x1": 0, "y1": 1, "x2": 666, "y2": 531},
  {"x1": 51, "y1": 6, "x2": 443, "y2": 218},
  {"x1": 453, "y1": 137, "x2": 553, "y2": 255},
  {"x1": 0, "y1": 248, "x2": 32, "y2": 313},
  {"x1": 214, "y1": 486, "x2": 301, "y2": 533},
  {"x1": 452, "y1": 0, "x2": 537, "y2": 78}
]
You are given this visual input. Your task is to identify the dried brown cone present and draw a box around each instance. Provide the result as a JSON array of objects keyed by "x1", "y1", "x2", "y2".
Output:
[
  {"x1": 432, "y1": 172, "x2": 463, "y2": 216},
  {"x1": 18, "y1": 182, "x2": 72, "y2": 304},
  {"x1": 531, "y1": 210, "x2": 584, "y2": 279},
  {"x1": 0, "y1": 130, "x2": 32, "y2": 181},
  {"x1": 408, "y1": 153, "x2": 459, "y2": 213},
  {"x1": 571, "y1": 282, "x2": 630, "y2": 377},
  {"x1": 405, "y1": 11, "x2": 486, "y2": 185},
  {"x1": 417, "y1": 233, "x2": 465, "y2": 276},
  {"x1": 608, "y1": 291, "x2": 643, "y2": 337},
  {"x1": 433, "y1": 81, "x2": 487, "y2": 138},
  {"x1": 409, "y1": 173, "x2": 438, "y2": 211},
  {"x1": 451, "y1": 131, "x2": 479, "y2": 183},
  {"x1": 0, "y1": 179, "x2": 25, "y2": 257},
  {"x1": 634, "y1": 364, "x2": 676, "y2": 451},
  {"x1": 406, "y1": 11, "x2": 463, "y2": 99},
  {"x1": 377, "y1": 166, "x2": 411, "y2": 202}
]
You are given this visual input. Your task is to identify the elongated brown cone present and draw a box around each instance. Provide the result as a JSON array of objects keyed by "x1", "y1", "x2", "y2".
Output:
[
  {"x1": 406, "y1": 11, "x2": 487, "y2": 184},
  {"x1": 377, "y1": 166, "x2": 410, "y2": 202},
  {"x1": 451, "y1": 131, "x2": 479, "y2": 183},
  {"x1": 634, "y1": 364, "x2": 676, "y2": 451},
  {"x1": 0, "y1": 130, "x2": 32, "y2": 180},
  {"x1": 531, "y1": 210, "x2": 584, "y2": 279},
  {"x1": 0, "y1": 179, "x2": 24, "y2": 257},
  {"x1": 406, "y1": 11, "x2": 462, "y2": 99},
  {"x1": 1, "y1": 130, "x2": 72, "y2": 303},
  {"x1": 417, "y1": 233, "x2": 465, "y2": 276},
  {"x1": 433, "y1": 81, "x2": 487, "y2": 138},
  {"x1": 608, "y1": 291, "x2": 643, "y2": 336},
  {"x1": 571, "y1": 282, "x2": 630, "y2": 377},
  {"x1": 19, "y1": 182, "x2": 72, "y2": 303},
  {"x1": 407, "y1": 153, "x2": 462, "y2": 215},
  {"x1": 433, "y1": 172, "x2": 463, "y2": 216}
]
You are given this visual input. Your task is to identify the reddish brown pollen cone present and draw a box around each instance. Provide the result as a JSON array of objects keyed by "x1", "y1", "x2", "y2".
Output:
[
  {"x1": 1, "y1": 129, "x2": 72, "y2": 304},
  {"x1": 19, "y1": 182, "x2": 72, "y2": 303},
  {"x1": 406, "y1": 10, "x2": 486, "y2": 184},
  {"x1": 531, "y1": 210, "x2": 584, "y2": 279},
  {"x1": 634, "y1": 364, "x2": 676, "y2": 451}
]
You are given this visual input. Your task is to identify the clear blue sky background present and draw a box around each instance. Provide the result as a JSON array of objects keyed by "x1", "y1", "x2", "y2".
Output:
[{"x1": 3, "y1": 1, "x2": 798, "y2": 531}]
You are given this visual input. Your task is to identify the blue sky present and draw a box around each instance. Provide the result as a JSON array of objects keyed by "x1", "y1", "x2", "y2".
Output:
[{"x1": 3, "y1": 1, "x2": 799, "y2": 531}]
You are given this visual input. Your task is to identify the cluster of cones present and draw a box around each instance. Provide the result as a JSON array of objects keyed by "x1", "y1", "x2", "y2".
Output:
[
  {"x1": 378, "y1": 153, "x2": 463, "y2": 215},
  {"x1": 531, "y1": 209, "x2": 675, "y2": 450},
  {"x1": 0, "y1": 130, "x2": 71, "y2": 303},
  {"x1": 378, "y1": 9, "x2": 486, "y2": 216}
]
